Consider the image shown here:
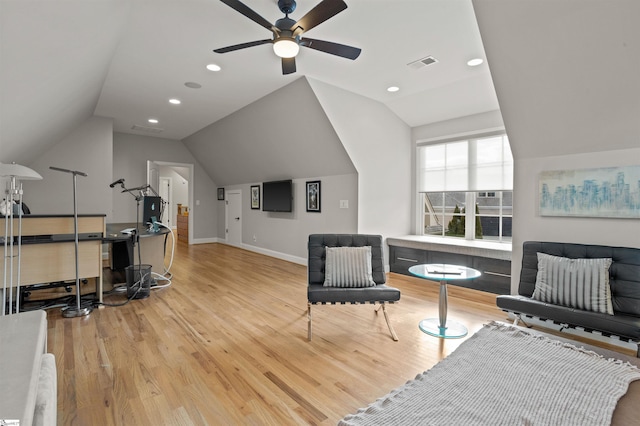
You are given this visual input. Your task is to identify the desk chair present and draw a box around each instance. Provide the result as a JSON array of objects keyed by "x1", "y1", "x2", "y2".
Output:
[{"x1": 307, "y1": 234, "x2": 400, "y2": 341}]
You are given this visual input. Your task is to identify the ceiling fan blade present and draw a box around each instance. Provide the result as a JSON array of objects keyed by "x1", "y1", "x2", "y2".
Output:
[
  {"x1": 291, "y1": 0, "x2": 347, "y2": 36},
  {"x1": 300, "y1": 37, "x2": 361, "y2": 60},
  {"x1": 214, "y1": 39, "x2": 272, "y2": 54},
  {"x1": 219, "y1": 0, "x2": 278, "y2": 33},
  {"x1": 282, "y1": 57, "x2": 296, "y2": 75}
]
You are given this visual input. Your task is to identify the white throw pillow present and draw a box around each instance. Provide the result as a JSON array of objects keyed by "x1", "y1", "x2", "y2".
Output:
[
  {"x1": 323, "y1": 246, "x2": 376, "y2": 288},
  {"x1": 532, "y1": 252, "x2": 614, "y2": 315}
]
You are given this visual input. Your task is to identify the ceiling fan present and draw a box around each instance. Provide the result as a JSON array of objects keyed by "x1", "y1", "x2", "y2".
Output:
[{"x1": 214, "y1": 0, "x2": 361, "y2": 75}]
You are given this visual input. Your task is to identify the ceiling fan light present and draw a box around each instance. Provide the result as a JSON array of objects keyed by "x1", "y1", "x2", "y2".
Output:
[{"x1": 273, "y1": 39, "x2": 299, "y2": 58}]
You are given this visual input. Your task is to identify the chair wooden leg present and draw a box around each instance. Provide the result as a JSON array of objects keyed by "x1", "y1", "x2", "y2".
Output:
[
  {"x1": 307, "y1": 302, "x2": 312, "y2": 341},
  {"x1": 376, "y1": 303, "x2": 399, "y2": 341}
]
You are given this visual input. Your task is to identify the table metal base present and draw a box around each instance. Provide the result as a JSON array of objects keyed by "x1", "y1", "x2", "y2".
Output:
[{"x1": 419, "y1": 318, "x2": 468, "y2": 339}]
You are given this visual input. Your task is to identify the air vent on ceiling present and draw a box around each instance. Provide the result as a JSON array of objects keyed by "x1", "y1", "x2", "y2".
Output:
[
  {"x1": 407, "y1": 55, "x2": 438, "y2": 70},
  {"x1": 131, "y1": 124, "x2": 164, "y2": 133}
]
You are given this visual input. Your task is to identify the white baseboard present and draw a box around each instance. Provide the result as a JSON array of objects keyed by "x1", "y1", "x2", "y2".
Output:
[
  {"x1": 106, "y1": 237, "x2": 383, "y2": 271},
  {"x1": 216, "y1": 241, "x2": 387, "y2": 269},
  {"x1": 191, "y1": 237, "x2": 222, "y2": 244},
  {"x1": 235, "y1": 243, "x2": 307, "y2": 266}
]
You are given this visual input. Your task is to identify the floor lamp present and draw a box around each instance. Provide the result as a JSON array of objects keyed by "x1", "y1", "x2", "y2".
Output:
[
  {"x1": 1, "y1": 162, "x2": 43, "y2": 315},
  {"x1": 50, "y1": 166, "x2": 93, "y2": 318}
]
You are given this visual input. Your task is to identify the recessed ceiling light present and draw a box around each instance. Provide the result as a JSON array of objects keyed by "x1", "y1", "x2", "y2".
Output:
[
  {"x1": 467, "y1": 58, "x2": 484, "y2": 67},
  {"x1": 169, "y1": 98, "x2": 181, "y2": 105},
  {"x1": 148, "y1": 118, "x2": 159, "y2": 124},
  {"x1": 184, "y1": 82, "x2": 202, "y2": 89},
  {"x1": 387, "y1": 86, "x2": 400, "y2": 93},
  {"x1": 206, "y1": 64, "x2": 221, "y2": 72}
]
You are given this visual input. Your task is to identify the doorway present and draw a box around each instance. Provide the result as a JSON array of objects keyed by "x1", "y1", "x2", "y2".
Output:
[
  {"x1": 147, "y1": 160, "x2": 193, "y2": 243},
  {"x1": 225, "y1": 190, "x2": 242, "y2": 247}
]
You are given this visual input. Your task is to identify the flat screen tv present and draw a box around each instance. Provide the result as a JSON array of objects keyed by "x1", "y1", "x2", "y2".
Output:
[{"x1": 262, "y1": 180, "x2": 292, "y2": 212}]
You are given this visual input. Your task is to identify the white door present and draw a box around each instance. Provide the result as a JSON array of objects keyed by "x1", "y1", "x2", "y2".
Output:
[
  {"x1": 225, "y1": 190, "x2": 242, "y2": 247},
  {"x1": 146, "y1": 160, "x2": 160, "y2": 194},
  {"x1": 159, "y1": 177, "x2": 172, "y2": 228}
]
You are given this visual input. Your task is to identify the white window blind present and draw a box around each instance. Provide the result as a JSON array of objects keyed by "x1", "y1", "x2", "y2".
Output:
[{"x1": 418, "y1": 135, "x2": 513, "y2": 192}]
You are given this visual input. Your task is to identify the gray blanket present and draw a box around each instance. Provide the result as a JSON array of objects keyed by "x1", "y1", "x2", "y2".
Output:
[{"x1": 340, "y1": 322, "x2": 640, "y2": 426}]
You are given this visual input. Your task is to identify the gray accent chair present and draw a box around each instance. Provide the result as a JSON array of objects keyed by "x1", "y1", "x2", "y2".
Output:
[{"x1": 307, "y1": 234, "x2": 401, "y2": 341}]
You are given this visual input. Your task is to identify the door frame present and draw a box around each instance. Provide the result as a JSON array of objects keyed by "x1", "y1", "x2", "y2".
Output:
[
  {"x1": 147, "y1": 161, "x2": 194, "y2": 244},
  {"x1": 159, "y1": 177, "x2": 172, "y2": 228}
]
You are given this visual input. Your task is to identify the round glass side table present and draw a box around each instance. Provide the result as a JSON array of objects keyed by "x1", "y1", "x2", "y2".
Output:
[{"x1": 409, "y1": 263, "x2": 481, "y2": 339}]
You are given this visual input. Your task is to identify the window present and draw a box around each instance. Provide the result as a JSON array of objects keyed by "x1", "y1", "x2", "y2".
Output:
[
  {"x1": 418, "y1": 134, "x2": 513, "y2": 242},
  {"x1": 478, "y1": 192, "x2": 496, "y2": 198}
]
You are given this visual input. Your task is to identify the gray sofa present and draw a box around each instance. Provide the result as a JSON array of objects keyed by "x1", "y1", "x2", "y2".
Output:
[
  {"x1": 0, "y1": 310, "x2": 57, "y2": 425},
  {"x1": 497, "y1": 241, "x2": 640, "y2": 355}
]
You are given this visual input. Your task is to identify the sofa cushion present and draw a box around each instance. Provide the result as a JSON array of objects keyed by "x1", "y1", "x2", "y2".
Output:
[
  {"x1": 532, "y1": 253, "x2": 614, "y2": 315},
  {"x1": 309, "y1": 284, "x2": 401, "y2": 304},
  {"x1": 519, "y1": 242, "x2": 640, "y2": 317},
  {"x1": 497, "y1": 294, "x2": 640, "y2": 340},
  {"x1": 323, "y1": 246, "x2": 376, "y2": 288}
]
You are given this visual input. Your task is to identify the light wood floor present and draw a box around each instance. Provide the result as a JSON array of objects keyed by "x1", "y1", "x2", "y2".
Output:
[{"x1": 42, "y1": 241, "x2": 627, "y2": 425}]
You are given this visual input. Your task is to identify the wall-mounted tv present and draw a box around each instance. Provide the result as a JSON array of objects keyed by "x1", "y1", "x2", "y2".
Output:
[{"x1": 262, "y1": 179, "x2": 292, "y2": 212}]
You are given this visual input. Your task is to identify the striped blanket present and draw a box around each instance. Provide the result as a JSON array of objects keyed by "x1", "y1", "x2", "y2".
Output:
[{"x1": 340, "y1": 322, "x2": 640, "y2": 426}]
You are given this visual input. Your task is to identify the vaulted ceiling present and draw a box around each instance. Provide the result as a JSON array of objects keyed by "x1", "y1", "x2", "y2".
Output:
[{"x1": 1, "y1": 0, "x2": 498, "y2": 164}]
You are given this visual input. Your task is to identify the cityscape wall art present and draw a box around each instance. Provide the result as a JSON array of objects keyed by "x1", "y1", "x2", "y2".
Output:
[{"x1": 539, "y1": 165, "x2": 640, "y2": 218}]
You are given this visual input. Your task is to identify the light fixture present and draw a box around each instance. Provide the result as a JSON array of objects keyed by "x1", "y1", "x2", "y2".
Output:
[
  {"x1": 467, "y1": 58, "x2": 484, "y2": 67},
  {"x1": 273, "y1": 38, "x2": 299, "y2": 58},
  {"x1": 148, "y1": 118, "x2": 159, "y2": 124},
  {"x1": 169, "y1": 98, "x2": 181, "y2": 105},
  {"x1": 0, "y1": 162, "x2": 42, "y2": 181},
  {"x1": 1, "y1": 162, "x2": 42, "y2": 315},
  {"x1": 206, "y1": 63, "x2": 221, "y2": 72},
  {"x1": 387, "y1": 86, "x2": 400, "y2": 93},
  {"x1": 49, "y1": 166, "x2": 93, "y2": 318}
]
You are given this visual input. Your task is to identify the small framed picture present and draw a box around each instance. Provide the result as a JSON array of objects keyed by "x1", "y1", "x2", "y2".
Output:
[
  {"x1": 251, "y1": 185, "x2": 260, "y2": 209},
  {"x1": 306, "y1": 180, "x2": 321, "y2": 212},
  {"x1": 217, "y1": 188, "x2": 225, "y2": 200}
]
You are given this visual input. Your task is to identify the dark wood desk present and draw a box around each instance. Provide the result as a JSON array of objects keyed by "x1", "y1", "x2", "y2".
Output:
[{"x1": 105, "y1": 223, "x2": 170, "y2": 275}]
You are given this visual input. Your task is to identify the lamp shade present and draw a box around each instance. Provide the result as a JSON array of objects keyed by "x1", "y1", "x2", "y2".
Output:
[
  {"x1": 0, "y1": 162, "x2": 42, "y2": 180},
  {"x1": 273, "y1": 38, "x2": 299, "y2": 58}
]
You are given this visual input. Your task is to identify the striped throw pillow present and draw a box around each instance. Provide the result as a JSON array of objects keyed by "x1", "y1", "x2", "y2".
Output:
[
  {"x1": 323, "y1": 246, "x2": 376, "y2": 288},
  {"x1": 532, "y1": 253, "x2": 614, "y2": 315}
]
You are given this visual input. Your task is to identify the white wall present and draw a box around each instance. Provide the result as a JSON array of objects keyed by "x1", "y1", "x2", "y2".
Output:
[
  {"x1": 113, "y1": 132, "x2": 218, "y2": 241},
  {"x1": 308, "y1": 78, "x2": 413, "y2": 243},
  {"x1": 22, "y1": 116, "x2": 113, "y2": 218},
  {"x1": 223, "y1": 174, "x2": 358, "y2": 262},
  {"x1": 511, "y1": 147, "x2": 640, "y2": 292},
  {"x1": 183, "y1": 77, "x2": 356, "y2": 187},
  {"x1": 473, "y1": 0, "x2": 640, "y2": 293}
]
